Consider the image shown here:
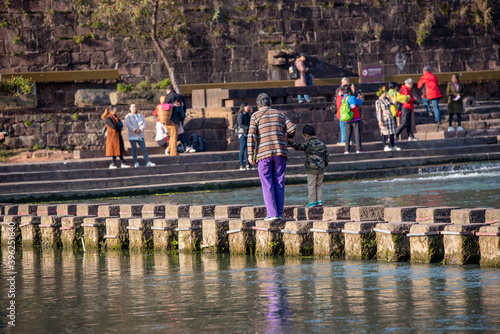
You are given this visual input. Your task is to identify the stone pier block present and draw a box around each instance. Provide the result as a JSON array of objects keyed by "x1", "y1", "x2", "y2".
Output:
[
  {"x1": 37, "y1": 205, "x2": 57, "y2": 216},
  {"x1": 76, "y1": 204, "x2": 99, "y2": 216},
  {"x1": 283, "y1": 206, "x2": 301, "y2": 219},
  {"x1": 293, "y1": 207, "x2": 324, "y2": 221},
  {"x1": 312, "y1": 220, "x2": 349, "y2": 258},
  {"x1": 477, "y1": 225, "x2": 500, "y2": 267},
  {"x1": 18, "y1": 204, "x2": 38, "y2": 215},
  {"x1": 255, "y1": 219, "x2": 286, "y2": 256},
  {"x1": 39, "y1": 216, "x2": 63, "y2": 248},
  {"x1": 152, "y1": 218, "x2": 178, "y2": 250},
  {"x1": 409, "y1": 223, "x2": 449, "y2": 263},
  {"x1": 19, "y1": 215, "x2": 42, "y2": 247},
  {"x1": 4, "y1": 205, "x2": 19, "y2": 215},
  {"x1": 350, "y1": 206, "x2": 385, "y2": 222},
  {"x1": 450, "y1": 208, "x2": 487, "y2": 224},
  {"x1": 374, "y1": 222, "x2": 416, "y2": 262},
  {"x1": 202, "y1": 219, "x2": 230, "y2": 253},
  {"x1": 228, "y1": 219, "x2": 256, "y2": 254},
  {"x1": 443, "y1": 223, "x2": 489, "y2": 265},
  {"x1": 127, "y1": 218, "x2": 154, "y2": 250},
  {"x1": 105, "y1": 217, "x2": 129, "y2": 250},
  {"x1": 343, "y1": 221, "x2": 379, "y2": 260},
  {"x1": 240, "y1": 206, "x2": 267, "y2": 219},
  {"x1": 119, "y1": 205, "x2": 143, "y2": 218},
  {"x1": 416, "y1": 207, "x2": 460, "y2": 223},
  {"x1": 214, "y1": 204, "x2": 249, "y2": 219},
  {"x1": 165, "y1": 204, "x2": 190, "y2": 218},
  {"x1": 322, "y1": 206, "x2": 351, "y2": 221},
  {"x1": 384, "y1": 207, "x2": 421, "y2": 223},
  {"x1": 176, "y1": 218, "x2": 202, "y2": 252},
  {"x1": 98, "y1": 205, "x2": 120, "y2": 217},
  {"x1": 282, "y1": 221, "x2": 313, "y2": 256},
  {"x1": 485, "y1": 209, "x2": 500, "y2": 224},
  {"x1": 1, "y1": 216, "x2": 22, "y2": 246},
  {"x1": 142, "y1": 204, "x2": 166, "y2": 218},
  {"x1": 189, "y1": 205, "x2": 216, "y2": 219},
  {"x1": 60, "y1": 216, "x2": 87, "y2": 250},
  {"x1": 82, "y1": 217, "x2": 107, "y2": 249},
  {"x1": 56, "y1": 204, "x2": 77, "y2": 216}
]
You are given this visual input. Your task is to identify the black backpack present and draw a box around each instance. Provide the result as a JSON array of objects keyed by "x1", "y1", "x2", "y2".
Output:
[{"x1": 189, "y1": 132, "x2": 206, "y2": 152}]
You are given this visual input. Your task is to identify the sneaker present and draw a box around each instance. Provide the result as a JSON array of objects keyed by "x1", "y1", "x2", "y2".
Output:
[
  {"x1": 344, "y1": 151, "x2": 349, "y2": 154},
  {"x1": 356, "y1": 150, "x2": 365, "y2": 153},
  {"x1": 264, "y1": 216, "x2": 279, "y2": 221},
  {"x1": 146, "y1": 161, "x2": 156, "y2": 167},
  {"x1": 392, "y1": 146, "x2": 401, "y2": 151},
  {"x1": 246, "y1": 165, "x2": 252, "y2": 170},
  {"x1": 305, "y1": 202, "x2": 317, "y2": 208},
  {"x1": 298, "y1": 100, "x2": 304, "y2": 103},
  {"x1": 188, "y1": 147, "x2": 196, "y2": 153},
  {"x1": 109, "y1": 163, "x2": 118, "y2": 169},
  {"x1": 336, "y1": 142, "x2": 345, "y2": 146},
  {"x1": 384, "y1": 145, "x2": 392, "y2": 151},
  {"x1": 121, "y1": 162, "x2": 130, "y2": 168},
  {"x1": 316, "y1": 200, "x2": 323, "y2": 207},
  {"x1": 277, "y1": 216, "x2": 284, "y2": 220},
  {"x1": 134, "y1": 163, "x2": 139, "y2": 168},
  {"x1": 239, "y1": 166, "x2": 246, "y2": 171},
  {"x1": 457, "y1": 126, "x2": 464, "y2": 131},
  {"x1": 165, "y1": 148, "x2": 170, "y2": 156},
  {"x1": 305, "y1": 100, "x2": 311, "y2": 103},
  {"x1": 448, "y1": 126, "x2": 455, "y2": 132}
]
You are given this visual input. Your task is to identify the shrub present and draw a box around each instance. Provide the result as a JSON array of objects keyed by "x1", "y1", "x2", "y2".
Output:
[
  {"x1": 116, "y1": 83, "x2": 134, "y2": 92},
  {"x1": 136, "y1": 81, "x2": 152, "y2": 91},
  {"x1": 0, "y1": 76, "x2": 34, "y2": 96},
  {"x1": 152, "y1": 78, "x2": 172, "y2": 90}
]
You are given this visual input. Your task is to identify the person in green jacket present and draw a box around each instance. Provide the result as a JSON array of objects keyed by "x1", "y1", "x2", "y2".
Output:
[{"x1": 288, "y1": 125, "x2": 329, "y2": 208}]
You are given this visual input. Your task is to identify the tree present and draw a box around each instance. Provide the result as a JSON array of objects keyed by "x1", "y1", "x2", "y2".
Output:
[{"x1": 73, "y1": 0, "x2": 188, "y2": 93}]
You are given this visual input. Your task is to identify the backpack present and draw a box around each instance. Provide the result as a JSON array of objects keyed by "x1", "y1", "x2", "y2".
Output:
[
  {"x1": 189, "y1": 132, "x2": 206, "y2": 152},
  {"x1": 339, "y1": 96, "x2": 353, "y2": 122},
  {"x1": 289, "y1": 64, "x2": 299, "y2": 80}
]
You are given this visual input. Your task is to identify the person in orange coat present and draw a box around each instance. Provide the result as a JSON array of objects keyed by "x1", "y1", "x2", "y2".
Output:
[
  {"x1": 103, "y1": 105, "x2": 130, "y2": 169},
  {"x1": 417, "y1": 65, "x2": 443, "y2": 124}
]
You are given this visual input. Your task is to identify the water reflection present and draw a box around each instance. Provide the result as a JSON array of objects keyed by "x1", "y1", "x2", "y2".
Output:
[{"x1": 1, "y1": 250, "x2": 500, "y2": 333}]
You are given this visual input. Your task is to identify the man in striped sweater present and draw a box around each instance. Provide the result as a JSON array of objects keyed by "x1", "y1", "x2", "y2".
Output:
[{"x1": 248, "y1": 93, "x2": 297, "y2": 220}]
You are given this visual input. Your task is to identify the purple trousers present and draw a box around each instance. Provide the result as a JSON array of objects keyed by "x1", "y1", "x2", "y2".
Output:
[{"x1": 257, "y1": 155, "x2": 287, "y2": 218}]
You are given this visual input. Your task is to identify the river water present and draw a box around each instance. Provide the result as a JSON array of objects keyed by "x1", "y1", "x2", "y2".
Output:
[
  {"x1": 1, "y1": 250, "x2": 500, "y2": 333},
  {"x1": 107, "y1": 162, "x2": 500, "y2": 208}
]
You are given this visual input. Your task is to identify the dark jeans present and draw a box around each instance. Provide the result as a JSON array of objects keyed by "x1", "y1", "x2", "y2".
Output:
[
  {"x1": 239, "y1": 135, "x2": 249, "y2": 167},
  {"x1": 396, "y1": 108, "x2": 414, "y2": 138},
  {"x1": 382, "y1": 135, "x2": 395, "y2": 148},
  {"x1": 448, "y1": 113, "x2": 462, "y2": 127},
  {"x1": 345, "y1": 121, "x2": 361, "y2": 152}
]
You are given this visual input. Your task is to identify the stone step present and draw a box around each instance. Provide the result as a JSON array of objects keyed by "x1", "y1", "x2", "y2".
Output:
[
  {"x1": 2, "y1": 145, "x2": 500, "y2": 196},
  {"x1": 0, "y1": 136, "x2": 497, "y2": 175},
  {"x1": 3, "y1": 150, "x2": 500, "y2": 202}
]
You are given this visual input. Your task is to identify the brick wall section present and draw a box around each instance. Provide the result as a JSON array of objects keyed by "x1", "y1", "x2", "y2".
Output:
[{"x1": 0, "y1": 0, "x2": 499, "y2": 86}]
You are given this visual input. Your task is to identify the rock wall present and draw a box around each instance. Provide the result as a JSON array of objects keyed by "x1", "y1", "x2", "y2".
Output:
[{"x1": 0, "y1": 0, "x2": 499, "y2": 86}]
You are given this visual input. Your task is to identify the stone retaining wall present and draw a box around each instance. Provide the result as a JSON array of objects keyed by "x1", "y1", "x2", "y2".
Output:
[
  {"x1": 2, "y1": 203, "x2": 500, "y2": 267},
  {"x1": 0, "y1": 0, "x2": 498, "y2": 104}
]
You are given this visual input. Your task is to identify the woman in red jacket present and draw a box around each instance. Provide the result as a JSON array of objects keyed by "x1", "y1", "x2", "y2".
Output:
[
  {"x1": 417, "y1": 65, "x2": 442, "y2": 124},
  {"x1": 396, "y1": 78, "x2": 418, "y2": 141}
]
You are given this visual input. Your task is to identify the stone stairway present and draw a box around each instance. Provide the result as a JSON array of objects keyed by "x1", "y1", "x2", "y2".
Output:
[{"x1": 1, "y1": 135, "x2": 499, "y2": 203}]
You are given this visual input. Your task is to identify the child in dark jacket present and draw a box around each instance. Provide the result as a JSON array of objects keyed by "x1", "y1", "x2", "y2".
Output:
[{"x1": 288, "y1": 125, "x2": 329, "y2": 207}]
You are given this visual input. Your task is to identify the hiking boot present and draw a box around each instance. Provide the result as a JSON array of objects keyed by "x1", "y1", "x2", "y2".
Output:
[{"x1": 109, "y1": 163, "x2": 118, "y2": 169}]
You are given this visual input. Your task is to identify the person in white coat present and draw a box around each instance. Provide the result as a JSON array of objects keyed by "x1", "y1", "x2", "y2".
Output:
[{"x1": 125, "y1": 103, "x2": 155, "y2": 167}]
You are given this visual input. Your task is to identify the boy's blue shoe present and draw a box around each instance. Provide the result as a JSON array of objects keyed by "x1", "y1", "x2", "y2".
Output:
[
  {"x1": 316, "y1": 200, "x2": 323, "y2": 206},
  {"x1": 305, "y1": 202, "x2": 317, "y2": 208}
]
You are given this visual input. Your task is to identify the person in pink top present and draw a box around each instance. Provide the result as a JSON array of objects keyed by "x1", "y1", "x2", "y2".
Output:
[{"x1": 417, "y1": 65, "x2": 443, "y2": 124}]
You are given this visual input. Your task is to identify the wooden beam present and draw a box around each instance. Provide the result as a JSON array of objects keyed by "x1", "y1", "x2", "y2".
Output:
[{"x1": 0, "y1": 69, "x2": 120, "y2": 82}]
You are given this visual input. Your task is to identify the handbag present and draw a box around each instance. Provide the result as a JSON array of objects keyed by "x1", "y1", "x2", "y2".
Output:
[{"x1": 178, "y1": 122, "x2": 184, "y2": 134}]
